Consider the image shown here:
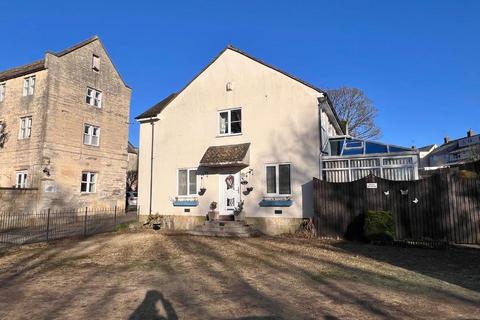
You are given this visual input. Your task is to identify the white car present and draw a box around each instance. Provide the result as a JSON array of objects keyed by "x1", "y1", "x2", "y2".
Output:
[{"x1": 126, "y1": 191, "x2": 138, "y2": 207}]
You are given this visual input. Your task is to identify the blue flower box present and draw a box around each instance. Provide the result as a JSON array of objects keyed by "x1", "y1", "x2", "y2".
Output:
[
  {"x1": 259, "y1": 199, "x2": 293, "y2": 207},
  {"x1": 173, "y1": 200, "x2": 198, "y2": 207}
]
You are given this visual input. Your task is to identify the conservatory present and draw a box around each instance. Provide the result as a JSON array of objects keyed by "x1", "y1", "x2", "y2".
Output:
[{"x1": 322, "y1": 137, "x2": 419, "y2": 182}]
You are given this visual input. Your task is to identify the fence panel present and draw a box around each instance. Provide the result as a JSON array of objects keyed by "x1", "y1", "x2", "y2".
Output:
[
  {"x1": 0, "y1": 206, "x2": 138, "y2": 247},
  {"x1": 313, "y1": 170, "x2": 480, "y2": 244}
]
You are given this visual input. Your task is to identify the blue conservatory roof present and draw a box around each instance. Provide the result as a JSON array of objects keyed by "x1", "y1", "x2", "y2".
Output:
[{"x1": 329, "y1": 137, "x2": 415, "y2": 157}]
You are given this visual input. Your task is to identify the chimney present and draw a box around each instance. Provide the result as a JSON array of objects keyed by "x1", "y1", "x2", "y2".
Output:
[
  {"x1": 444, "y1": 136, "x2": 450, "y2": 144},
  {"x1": 467, "y1": 129, "x2": 474, "y2": 137}
]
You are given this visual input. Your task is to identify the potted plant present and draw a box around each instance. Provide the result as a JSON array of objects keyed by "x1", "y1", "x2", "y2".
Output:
[
  {"x1": 198, "y1": 187, "x2": 206, "y2": 196},
  {"x1": 207, "y1": 201, "x2": 218, "y2": 221},
  {"x1": 233, "y1": 200, "x2": 245, "y2": 221}
]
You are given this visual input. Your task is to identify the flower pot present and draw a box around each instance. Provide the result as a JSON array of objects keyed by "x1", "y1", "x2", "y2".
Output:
[
  {"x1": 234, "y1": 211, "x2": 245, "y2": 221},
  {"x1": 208, "y1": 211, "x2": 219, "y2": 221}
]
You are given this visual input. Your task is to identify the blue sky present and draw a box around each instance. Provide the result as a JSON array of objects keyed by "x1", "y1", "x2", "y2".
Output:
[{"x1": 2, "y1": 0, "x2": 479, "y2": 147}]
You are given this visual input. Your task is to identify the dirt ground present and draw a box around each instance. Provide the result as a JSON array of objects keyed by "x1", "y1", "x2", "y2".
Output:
[{"x1": 0, "y1": 230, "x2": 479, "y2": 320}]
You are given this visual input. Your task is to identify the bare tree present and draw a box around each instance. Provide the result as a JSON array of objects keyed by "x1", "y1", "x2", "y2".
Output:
[
  {"x1": 0, "y1": 121, "x2": 8, "y2": 148},
  {"x1": 126, "y1": 170, "x2": 138, "y2": 192},
  {"x1": 326, "y1": 87, "x2": 381, "y2": 140}
]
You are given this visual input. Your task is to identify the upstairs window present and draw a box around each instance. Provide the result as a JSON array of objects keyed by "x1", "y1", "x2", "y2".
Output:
[
  {"x1": 266, "y1": 163, "x2": 291, "y2": 195},
  {"x1": 15, "y1": 170, "x2": 28, "y2": 188},
  {"x1": 219, "y1": 108, "x2": 242, "y2": 135},
  {"x1": 177, "y1": 169, "x2": 197, "y2": 196},
  {"x1": 92, "y1": 55, "x2": 100, "y2": 71},
  {"x1": 83, "y1": 124, "x2": 100, "y2": 146},
  {"x1": 86, "y1": 87, "x2": 102, "y2": 108},
  {"x1": 19, "y1": 116, "x2": 32, "y2": 139},
  {"x1": 81, "y1": 172, "x2": 97, "y2": 193},
  {"x1": 23, "y1": 76, "x2": 35, "y2": 96},
  {"x1": 0, "y1": 83, "x2": 5, "y2": 102}
]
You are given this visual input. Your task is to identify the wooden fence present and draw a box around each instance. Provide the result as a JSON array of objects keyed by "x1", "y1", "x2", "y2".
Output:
[
  {"x1": 313, "y1": 171, "x2": 480, "y2": 244},
  {"x1": 0, "y1": 206, "x2": 139, "y2": 247}
]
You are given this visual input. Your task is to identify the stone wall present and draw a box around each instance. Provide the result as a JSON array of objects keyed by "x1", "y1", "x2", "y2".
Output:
[
  {"x1": 0, "y1": 188, "x2": 38, "y2": 212},
  {"x1": 0, "y1": 38, "x2": 131, "y2": 211}
]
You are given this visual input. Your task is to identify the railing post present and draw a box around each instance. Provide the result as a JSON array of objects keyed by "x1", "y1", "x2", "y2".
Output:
[
  {"x1": 84, "y1": 207, "x2": 88, "y2": 237},
  {"x1": 46, "y1": 209, "x2": 51, "y2": 241},
  {"x1": 114, "y1": 205, "x2": 117, "y2": 230}
]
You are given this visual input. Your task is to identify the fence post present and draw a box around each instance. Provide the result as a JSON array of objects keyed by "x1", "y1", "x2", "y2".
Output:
[
  {"x1": 46, "y1": 209, "x2": 51, "y2": 241},
  {"x1": 114, "y1": 205, "x2": 117, "y2": 230},
  {"x1": 84, "y1": 207, "x2": 88, "y2": 237}
]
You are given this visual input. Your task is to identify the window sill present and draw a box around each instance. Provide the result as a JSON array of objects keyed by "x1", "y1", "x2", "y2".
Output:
[
  {"x1": 216, "y1": 133, "x2": 243, "y2": 138},
  {"x1": 259, "y1": 199, "x2": 293, "y2": 207},
  {"x1": 173, "y1": 200, "x2": 198, "y2": 207}
]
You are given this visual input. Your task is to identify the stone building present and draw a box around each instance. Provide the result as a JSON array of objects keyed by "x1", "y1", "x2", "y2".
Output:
[{"x1": 0, "y1": 36, "x2": 131, "y2": 212}]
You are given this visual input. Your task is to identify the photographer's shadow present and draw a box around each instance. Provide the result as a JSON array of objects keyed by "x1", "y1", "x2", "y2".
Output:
[{"x1": 129, "y1": 290, "x2": 178, "y2": 320}]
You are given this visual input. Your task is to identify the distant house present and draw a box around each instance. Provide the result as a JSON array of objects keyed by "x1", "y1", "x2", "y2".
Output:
[
  {"x1": 136, "y1": 45, "x2": 345, "y2": 235},
  {"x1": 422, "y1": 130, "x2": 480, "y2": 170},
  {"x1": 418, "y1": 144, "x2": 437, "y2": 168},
  {"x1": 0, "y1": 36, "x2": 131, "y2": 212}
]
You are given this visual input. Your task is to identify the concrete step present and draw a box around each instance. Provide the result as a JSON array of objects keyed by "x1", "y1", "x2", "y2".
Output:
[{"x1": 188, "y1": 220, "x2": 261, "y2": 238}]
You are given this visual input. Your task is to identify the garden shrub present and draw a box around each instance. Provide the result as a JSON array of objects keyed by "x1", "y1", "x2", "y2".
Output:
[{"x1": 363, "y1": 210, "x2": 395, "y2": 241}]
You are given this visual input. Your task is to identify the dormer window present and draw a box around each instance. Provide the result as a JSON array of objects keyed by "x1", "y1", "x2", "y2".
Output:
[
  {"x1": 219, "y1": 108, "x2": 242, "y2": 136},
  {"x1": 23, "y1": 76, "x2": 35, "y2": 96},
  {"x1": 92, "y1": 55, "x2": 100, "y2": 71}
]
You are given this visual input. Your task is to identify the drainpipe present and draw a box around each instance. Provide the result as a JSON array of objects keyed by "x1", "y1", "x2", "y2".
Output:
[
  {"x1": 147, "y1": 117, "x2": 159, "y2": 216},
  {"x1": 317, "y1": 96, "x2": 327, "y2": 180}
]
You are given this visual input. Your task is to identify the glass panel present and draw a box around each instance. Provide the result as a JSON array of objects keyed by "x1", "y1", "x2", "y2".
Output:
[
  {"x1": 82, "y1": 173, "x2": 88, "y2": 182},
  {"x1": 329, "y1": 140, "x2": 343, "y2": 156},
  {"x1": 389, "y1": 146, "x2": 410, "y2": 153},
  {"x1": 345, "y1": 140, "x2": 363, "y2": 148},
  {"x1": 231, "y1": 109, "x2": 241, "y2": 121},
  {"x1": 219, "y1": 112, "x2": 228, "y2": 134},
  {"x1": 266, "y1": 166, "x2": 276, "y2": 194},
  {"x1": 81, "y1": 182, "x2": 87, "y2": 192},
  {"x1": 365, "y1": 142, "x2": 388, "y2": 154},
  {"x1": 231, "y1": 121, "x2": 241, "y2": 134},
  {"x1": 342, "y1": 148, "x2": 364, "y2": 156},
  {"x1": 178, "y1": 170, "x2": 187, "y2": 195},
  {"x1": 83, "y1": 134, "x2": 90, "y2": 145},
  {"x1": 279, "y1": 164, "x2": 291, "y2": 194},
  {"x1": 91, "y1": 136, "x2": 99, "y2": 146},
  {"x1": 189, "y1": 170, "x2": 197, "y2": 195},
  {"x1": 84, "y1": 126, "x2": 90, "y2": 134},
  {"x1": 90, "y1": 173, "x2": 96, "y2": 183}
]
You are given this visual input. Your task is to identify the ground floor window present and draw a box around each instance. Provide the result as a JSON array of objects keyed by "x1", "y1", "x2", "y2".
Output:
[
  {"x1": 81, "y1": 172, "x2": 97, "y2": 193},
  {"x1": 266, "y1": 163, "x2": 291, "y2": 195},
  {"x1": 178, "y1": 169, "x2": 197, "y2": 196},
  {"x1": 15, "y1": 170, "x2": 28, "y2": 188}
]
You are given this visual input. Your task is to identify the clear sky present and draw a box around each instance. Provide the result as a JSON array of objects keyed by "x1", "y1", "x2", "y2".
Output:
[{"x1": 2, "y1": 0, "x2": 479, "y2": 148}]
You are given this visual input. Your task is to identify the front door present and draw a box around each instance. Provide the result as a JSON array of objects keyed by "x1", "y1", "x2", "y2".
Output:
[{"x1": 219, "y1": 173, "x2": 240, "y2": 215}]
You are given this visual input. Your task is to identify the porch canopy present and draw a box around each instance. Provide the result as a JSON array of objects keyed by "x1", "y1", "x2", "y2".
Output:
[{"x1": 200, "y1": 143, "x2": 250, "y2": 167}]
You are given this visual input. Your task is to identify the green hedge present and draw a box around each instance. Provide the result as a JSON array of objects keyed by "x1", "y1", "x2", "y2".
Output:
[{"x1": 363, "y1": 210, "x2": 395, "y2": 241}]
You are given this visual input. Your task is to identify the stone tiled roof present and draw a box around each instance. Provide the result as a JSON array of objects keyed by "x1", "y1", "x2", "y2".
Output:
[
  {"x1": 135, "y1": 93, "x2": 178, "y2": 120},
  {"x1": 0, "y1": 60, "x2": 46, "y2": 82},
  {"x1": 200, "y1": 143, "x2": 250, "y2": 166}
]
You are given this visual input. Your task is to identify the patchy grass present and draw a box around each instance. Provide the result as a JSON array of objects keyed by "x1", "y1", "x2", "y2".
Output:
[{"x1": 0, "y1": 231, "x2": 479, "y2": 319}]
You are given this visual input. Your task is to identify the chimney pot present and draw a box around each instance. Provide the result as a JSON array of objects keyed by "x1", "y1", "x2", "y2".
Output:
[
  {"x1": 467, "y1": 129, "x2": 474, "y2": 137},
  {"x1": 444, "y1": 136, "x2": 450, "y2": 144}
]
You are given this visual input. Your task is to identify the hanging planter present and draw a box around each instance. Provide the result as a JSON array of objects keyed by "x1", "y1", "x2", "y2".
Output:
[
  {"x1": 198, "y1": 187, "x2": 206, "y2": 196},
  {"x1": 241, "y1": 180, "x2": 248, "y2": 185}
]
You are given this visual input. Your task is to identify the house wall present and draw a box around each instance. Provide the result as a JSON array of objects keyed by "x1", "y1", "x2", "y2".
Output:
[
  {"x1": 0, "y1": 69, "x2": 49, "y2": 190},
  {"x1": 0, "y1": 39, "x2": 131, "y2": 211},
  {"x1": 138, "y1": 49, "x2": 340, "y2": 234},
  {"x1": 39, "y1": 41, "x2": 131, "y2": 210}
]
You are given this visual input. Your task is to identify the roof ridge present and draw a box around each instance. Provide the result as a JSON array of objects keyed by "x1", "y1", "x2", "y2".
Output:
[{"x1": 48, "y1": 35, "x2": 99, "y2": 57}]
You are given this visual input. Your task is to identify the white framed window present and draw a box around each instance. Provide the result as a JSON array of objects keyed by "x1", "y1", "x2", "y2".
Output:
[
  {"x1": 0, "y1": 83, "x2": 5, "y2": 102},
  {"x1": 83, "y1": 124, "x2": 100, "y2": 146},
  {"x1": 81, "y1": 172, "x2": 97, "y2": 193},
  {"x1": 92, "y1": 55, "x2": 100, "y2": 71},
  {"x1": 23, "y1": 76, "x2": 35, "y2": 96},
  {"x1": 177, "y1": 168, "x2": 197, "y2": 196},
  {"x1": 19, "y1": 116, "x2": 32, "y2": 139},
  {"x1": 218, "y1": 108, "x2": 242, "y2": 135},
  {"x1": 15, "y1": 170, "x2": 28, "y2": 188},
  {"x1": 265, "y1": 163, "x2": 291, "y2": 195},
  {"x1": 86, "y1": 87, "x2": 102, "y2": 108}
]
